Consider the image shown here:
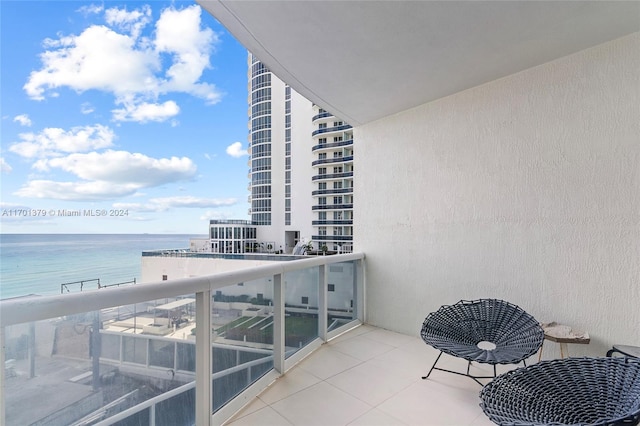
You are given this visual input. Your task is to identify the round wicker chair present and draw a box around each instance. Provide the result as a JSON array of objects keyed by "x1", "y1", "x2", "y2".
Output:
[
  {"x1": 480, "y1": 357, "x2": 640, "y2": 426},
  {"x1": 421, "y1": 299, "x2": 544, "y2": 384}
]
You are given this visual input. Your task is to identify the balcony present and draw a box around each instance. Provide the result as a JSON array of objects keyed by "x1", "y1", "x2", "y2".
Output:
[
  {"x1": 312, "y1": 172, "x2": 353, "y2": 181},
  {"x1": 225, "y1": 325, "x2": 497, "y2": 426},
  {"x1": 312, "y1": 156, "x2": 354, "y2": 167},
  {"x1": 312, "y1": 204, "x2": 354, "y2": 211},
  {"x1": 311, "y1": 139, "x2": 353, "y2": 152},
  {"x1": 311, "y1": 124, "x2": 353, "y2": 137},
  {"x1": 312, "y1": 188, "x2": 353, "y2": 196}
]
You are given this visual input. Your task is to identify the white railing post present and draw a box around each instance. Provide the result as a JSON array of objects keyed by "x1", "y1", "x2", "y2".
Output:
[
  {"x1": 149, "y1": 404, "x2": 155, "y2": 426},
  {"x1": 195, "y1": 290, "x2": 211, "y2": 426},
  {"x1": 318, "y1": 265, "x2": 328, "y2": 341},
  {"x1": 273, "y1": 274, "x2": 285, "y2": 374},
  {"x1": 355, "y1": 259, "x2": 365, "y2": 322}
]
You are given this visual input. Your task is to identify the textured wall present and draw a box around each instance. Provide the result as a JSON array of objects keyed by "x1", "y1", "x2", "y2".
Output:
[{"x1": 355, "y1": 33, "x2": 639, "y2": 357}]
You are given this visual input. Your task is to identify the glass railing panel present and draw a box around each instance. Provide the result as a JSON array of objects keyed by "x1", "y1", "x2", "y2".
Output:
[
  {"x1": 284, "y1": 266, "x2": 320, "y2": 358},
  {"x1": 327, "y1": 261, "x2": 357, "y2": 332},
  {"x1": 149, "y1": 339, "x2": 175, "y2": 369},
  {"x1": 2, "y1": 292, "x2": 199, "y2": 425},
  {"x1": 123, "y1": 334, "x2": 147, "y2": 364},
  {"x1": 211, "y1": 278, "x2": 274, "y2": 412}
]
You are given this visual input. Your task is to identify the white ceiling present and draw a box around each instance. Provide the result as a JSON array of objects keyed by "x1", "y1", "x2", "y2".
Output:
[{"x1": 199, "y1": 1, "x2": 640, "y2": 126}]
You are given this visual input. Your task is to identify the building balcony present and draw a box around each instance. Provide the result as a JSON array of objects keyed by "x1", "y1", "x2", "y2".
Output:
[
  {"x1": 311, "y1": 124, "x2": 353, "y2": 137},
  {"x1": 311, "y1": 139, "x2": 353, "y2": 152},
  {"x1": 312, "y1": 220, "x2": 353, "y2": 226},
  {"x1": 312, "y1": 188, "x2": 353, "y2": 196},
  {"x1": 312, "y1": 172, "x2": 353, "y2": 181},
  {"x1": 312, "y1": 235, "x2": 353, "y2": 242},
  {"x1": 312, "y1": 156, "x2": 354, "y2": 167},
  {"x1": 311, "y1": 111, "x2": 333, "y2": 122},
  {"x1": 312, "y1": 204, "x2": 354, "y2": 211}
]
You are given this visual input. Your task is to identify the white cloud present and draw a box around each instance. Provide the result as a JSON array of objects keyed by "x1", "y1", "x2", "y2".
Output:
[
  {"x1": 105, "y1": 5, "x2": 151, "y2": 39},
  {"x1": 77, "y1": 4, "x2": 104, "y2": 16},
  {"x1": 24, "y1": 5, "x2": 221, "y2": 123},
  {"x1": 81, "y1": 102, "x2": 95, "y2": 114},
  {"x1": 15, "y1": 150, "x2": 197, "y2": 201},
  {"x1": 13, "y1": 114, "x2": 32, "y2": 127},
  {"x1": 1, "y1": 157, "x2": 13, "y2": 174},
  {"x1": 113, "y1": 196, "x2": 237, "y2": 212},
  {"x1": 226, "y1": 142, "x2": 247, "y2": 158},
  {"x1": 26, "y1": 25, "x2": 159, "y2": 101},
  {"x1": 9, "y1": 124, "x2": 115, "y2": 159},
  {"x1": 36, "y1": 150, "x2": 196, "y2": 186},
  {"x1": 155, "y1": 5, "x2": 220, "y2": 104},
  {"x1": 112, "y1": 100, "x2": 180, "y2": 123},
  {"x1": 14, "y1": 180, "x2": 140, "y2": 200}
]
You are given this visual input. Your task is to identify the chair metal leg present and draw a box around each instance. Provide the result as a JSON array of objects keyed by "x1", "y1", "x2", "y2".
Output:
[{"x1": 422, "y1": 351, "x2": 443, "y2": 379}]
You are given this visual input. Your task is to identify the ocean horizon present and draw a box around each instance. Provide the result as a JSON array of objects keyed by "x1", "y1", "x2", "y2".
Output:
[{"x1": 0, "y1": 233, "x2": 204, "y2": 299}]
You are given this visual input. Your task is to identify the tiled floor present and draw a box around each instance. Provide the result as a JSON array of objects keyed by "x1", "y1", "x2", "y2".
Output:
[{"x1": 225, "y1": 325, "x2": 502, "y2": 425}]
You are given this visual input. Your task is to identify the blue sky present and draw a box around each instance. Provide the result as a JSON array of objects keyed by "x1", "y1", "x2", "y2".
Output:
[{"x1": 1, "y1": 1, "x2": 250, "y2": 234}]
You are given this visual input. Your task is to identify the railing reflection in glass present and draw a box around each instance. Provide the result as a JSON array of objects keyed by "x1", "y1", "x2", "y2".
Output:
[{"x1": 211, "y1": 278, "x2": 274, "y2": 411}]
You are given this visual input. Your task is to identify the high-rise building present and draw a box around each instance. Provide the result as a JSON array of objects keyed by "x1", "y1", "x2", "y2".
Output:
[{"x1": 247, "y1": 53, "x2": 354, "y2": 254}]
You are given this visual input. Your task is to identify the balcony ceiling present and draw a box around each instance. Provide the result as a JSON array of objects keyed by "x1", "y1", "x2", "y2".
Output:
[{"x1": 199, "y1": 1, "x2": 640, "y2": 126}]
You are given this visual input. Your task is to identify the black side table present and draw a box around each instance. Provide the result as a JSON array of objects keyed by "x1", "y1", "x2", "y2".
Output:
[{"x1": 607, "y1": 345, "x2": 640, "y2": 358}]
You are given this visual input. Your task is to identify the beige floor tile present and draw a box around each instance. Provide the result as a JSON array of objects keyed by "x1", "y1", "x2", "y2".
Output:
[
  {"x1": 270, "y1": 382, "x2": 372, "y2": 426},
  {"x1": 327, "y1": 360, "x2": 416, "y2": 406},
  {"x1": 298, "y1": 345, "x2": 362, "y2": 379},
  {"x1": 258, "y1": 367, "x2": 321, "y2": 405},
  {"x1": 330, "y1": 335, "x2": 397, "y2": 361},
  {"x1": 377, "y1": 380, "x2": 483, "y2": 425},
  {"x1": 348, "y1": 408, "x2": 409, "y2": 425},
  {"x1": 226, "y1": 406, "x2": 294, "y2": 426}
]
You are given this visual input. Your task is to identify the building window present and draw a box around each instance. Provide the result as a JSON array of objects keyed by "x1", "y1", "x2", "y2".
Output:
[
  {"x1": 333, "y1": 196, "x2": 343, "y2": 205},
  {"x1": 319, "y1": 167, "x2": 327, "y2": 175},
  {"x1": 333, "y1": 166, "x2": 343, "y2": 174},
  {"x1": 301, "y1": 296, "x2": 309, "y2": 305},
  {"x1": 318, "y1": 212, "x2": 327, "y2": 220},
  {"x1": 162, "y1": 275, "x2": 168, "y2": 281},
  {"x1": 318, "y1": 182, "x2": 327, "y2": 190},
  {"x1": 328, "y1": 284, "x2": 335, "y2": 292},
  {"x1": 319, "y1": 197, "x2": 327, "y2": 205},
  {"x1": 333, "y1": 151, "x2": 343, "y2": 158},
  {"x1": 319, "y1": 226, "x2": 327, "y2": 236},
  {"x1": 318, "y1": 153, "x2": 327, "y2": 159},
  {"x1": 318, "y1": 138, "x2": 327, "y2": 145}
]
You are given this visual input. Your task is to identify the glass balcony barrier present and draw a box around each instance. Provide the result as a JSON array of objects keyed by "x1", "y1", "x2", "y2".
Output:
[{"x1": 0, "y1": 253, "x2": 364, "y2": 426}]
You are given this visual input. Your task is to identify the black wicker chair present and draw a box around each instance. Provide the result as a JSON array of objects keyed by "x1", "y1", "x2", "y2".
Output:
[
  {"x1": 421, "y1": 299, "x2": 544, "y2": 385},
  {"x1": 480, "y1": 357, "x2": 640, "y2": 426}
]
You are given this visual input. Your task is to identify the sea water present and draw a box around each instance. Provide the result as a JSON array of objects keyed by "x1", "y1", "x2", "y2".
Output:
[{"x1": 0, "y1": 234, "x2": 200, "y2": 299}]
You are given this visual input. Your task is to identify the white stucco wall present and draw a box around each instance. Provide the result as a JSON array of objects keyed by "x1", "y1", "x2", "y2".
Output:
[{"x1": 355, "y1": 33, "x2": 639, "y2": 357}]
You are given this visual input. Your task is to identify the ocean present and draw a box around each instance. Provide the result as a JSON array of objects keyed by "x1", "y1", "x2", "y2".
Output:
[{"x1": 0, "y1": 234, "x2": 201, "y2": 299}]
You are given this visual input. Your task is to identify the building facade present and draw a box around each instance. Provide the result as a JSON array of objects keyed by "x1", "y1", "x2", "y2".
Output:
[{"x1": 247, "y1": 53, "x2": 354, "y2": 254}]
